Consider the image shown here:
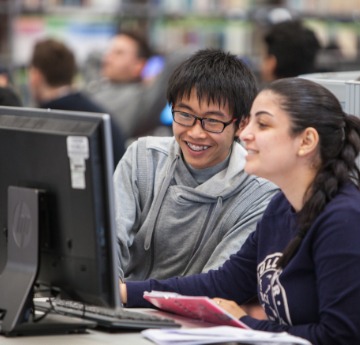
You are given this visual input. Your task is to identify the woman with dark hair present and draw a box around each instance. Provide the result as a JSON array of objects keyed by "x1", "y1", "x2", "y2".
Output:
[{"x1": 120, "y1": 78, "x2": 360, "y2": 345}]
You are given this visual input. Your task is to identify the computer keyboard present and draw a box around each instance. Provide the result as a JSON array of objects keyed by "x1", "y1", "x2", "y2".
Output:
[{"x1": 34, "y1": 298, "x2": 181, "y2": 331}]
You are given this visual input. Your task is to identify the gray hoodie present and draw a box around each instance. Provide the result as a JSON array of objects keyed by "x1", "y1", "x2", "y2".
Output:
[{"x1": 113, "y1": 136, "x2": 278, "y2": 281}]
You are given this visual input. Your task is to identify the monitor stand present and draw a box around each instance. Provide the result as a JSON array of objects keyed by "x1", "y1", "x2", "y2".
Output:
[{"x1": 0, "y1": 186, "x2": 95, "y2": 336}]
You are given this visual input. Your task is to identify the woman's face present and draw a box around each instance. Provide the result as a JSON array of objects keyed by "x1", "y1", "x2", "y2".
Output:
[{"x1": 240, "y1": 90, "x2": 303, "y2": 185}]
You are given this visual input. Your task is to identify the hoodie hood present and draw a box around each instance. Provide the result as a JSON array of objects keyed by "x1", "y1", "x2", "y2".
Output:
[
  {"x1": 143, "y1": 138, "x2": 248, "y2": 251},
  {"x1": 173, "y1": 140, "x2": 248, "y2": 201}
]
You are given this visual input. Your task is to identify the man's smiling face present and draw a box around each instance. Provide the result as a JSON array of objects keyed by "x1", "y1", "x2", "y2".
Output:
[{"x1": 172, "y1": 88, "x2": 237, "y2": 169}]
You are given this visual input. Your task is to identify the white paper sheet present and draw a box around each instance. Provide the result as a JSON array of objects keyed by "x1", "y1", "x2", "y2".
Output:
[{"x1": 142, "y1": 325, "x2": 312, "y2": 345}]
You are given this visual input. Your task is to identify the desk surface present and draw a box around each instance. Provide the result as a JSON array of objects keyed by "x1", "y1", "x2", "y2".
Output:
[
  {"x1": 0, "y1": 309, "x2": 303, "y2": 345},
  {"x1": 0, "y1": 309, "x2": 215, "y2": 345},
  {"x1": 1, "y1": 330, "x2": 153, "y2": 345}
]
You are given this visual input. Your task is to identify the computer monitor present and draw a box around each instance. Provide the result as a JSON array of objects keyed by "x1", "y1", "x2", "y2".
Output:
[
  {"x1": 300, "y1": 70, "x2": 360, "y2": 115},
  {"x1": 0, "y1": 106, "x2": 121, "y2": 335}
]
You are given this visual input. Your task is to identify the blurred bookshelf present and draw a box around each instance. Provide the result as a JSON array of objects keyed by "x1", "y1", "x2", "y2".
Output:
[{"x1": 0, "y1": 0, "x2": 360, "y2": 93}]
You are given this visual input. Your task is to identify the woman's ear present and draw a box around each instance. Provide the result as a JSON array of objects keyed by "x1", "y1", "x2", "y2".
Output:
[{"x1": 298, "y1": 127, "x2": 319, "y2": 157}]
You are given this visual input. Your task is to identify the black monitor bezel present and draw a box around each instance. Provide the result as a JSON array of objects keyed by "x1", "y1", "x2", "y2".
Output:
[{"x1": 0, "y1": 105, "x2": 121, "y2": 335}]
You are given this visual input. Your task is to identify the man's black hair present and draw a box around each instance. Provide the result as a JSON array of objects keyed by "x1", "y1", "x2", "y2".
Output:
[{"x1": 166, "y1": 49, "x2": 258, "y2": 121}]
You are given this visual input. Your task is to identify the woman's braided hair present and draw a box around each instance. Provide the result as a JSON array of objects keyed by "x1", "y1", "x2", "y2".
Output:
[{"x1": 265, "y1": 78, "x2": 360, "y2": 268}]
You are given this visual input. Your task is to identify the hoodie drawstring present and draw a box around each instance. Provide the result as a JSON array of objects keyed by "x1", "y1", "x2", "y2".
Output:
[{"x1": 144, "y1": 155, "x2": 179, "y2": 250}]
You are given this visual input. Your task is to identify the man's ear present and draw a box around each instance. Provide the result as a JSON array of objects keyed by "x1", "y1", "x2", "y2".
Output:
[
  {"x1": 236, "y1": 118, "x2": 249, "y2": 138},
  {"x1": 262, "y1": 54, "x2": 277, "y2": 81},
  {"x1": 235, "y1": 127, "x2": 241, "y2": 141},
  {"x1": 297, "y1": 127, "x2": 319, "y2": 157},
  {"x1": 29, "y1": 66, "x2": 45, "y2": 86},
  {"x1": 268, "y1": 55, "x2": 277, "y2": 75},
  {"x1": 133, "y1": 58, "x2": 147, "y2": 80}
]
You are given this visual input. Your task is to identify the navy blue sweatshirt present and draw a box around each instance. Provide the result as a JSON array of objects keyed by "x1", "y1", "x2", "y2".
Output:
[{"x1": 127, "y1": 182, "x2": 360, "y2": 345}]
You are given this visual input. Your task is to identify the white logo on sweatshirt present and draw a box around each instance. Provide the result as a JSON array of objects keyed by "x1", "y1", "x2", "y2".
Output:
[{"x1": 257, "y1": 253, "x2": 292, "y2": 325}]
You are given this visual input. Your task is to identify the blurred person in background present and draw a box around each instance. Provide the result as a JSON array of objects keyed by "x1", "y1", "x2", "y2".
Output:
[
  {"x1": 0, "y1": 66, "x2": 23, "y2": 106},
  {"x1": 85, "y1": 30, "x2": 190, "y2": 145},
  {"x1": 28, "y1": 37, "x2": 125, "y2": 166},
  {"x1": 0, "y1": 86, "x2": 22, "y2": 107},
  {"x1": 0, "y1": 67, "x2": 11, "y2": 88},
  {"x1": 260, "y1": 20, "x2": 321, "y2": 83},
  {"x1": 85, "y1": 30, "x2": 152, "y2": 141}
]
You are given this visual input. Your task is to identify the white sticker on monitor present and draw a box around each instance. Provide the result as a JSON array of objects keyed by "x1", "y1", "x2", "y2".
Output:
[{"x1": 66, "y1": 136, "x2": 89, "y2": 189}]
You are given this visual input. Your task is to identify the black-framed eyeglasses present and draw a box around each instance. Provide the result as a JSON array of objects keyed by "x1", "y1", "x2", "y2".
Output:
[{"x1": 172, "y1": 110, "x2": 236, "y2": 134}]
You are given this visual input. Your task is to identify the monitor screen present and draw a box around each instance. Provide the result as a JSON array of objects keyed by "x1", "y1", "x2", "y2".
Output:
[{"x1": 0, "y1": 106, "x2": 121, "y2": 334}]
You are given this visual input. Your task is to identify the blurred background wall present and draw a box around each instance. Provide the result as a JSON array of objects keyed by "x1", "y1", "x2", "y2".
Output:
[{"x1": 1, "y1": 0, "x2": 359, "y2": 112}]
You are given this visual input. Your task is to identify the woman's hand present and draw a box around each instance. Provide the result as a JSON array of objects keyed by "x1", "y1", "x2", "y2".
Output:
[{"x1": 212, "y1": 298, "x2": 247, "y2": 319}]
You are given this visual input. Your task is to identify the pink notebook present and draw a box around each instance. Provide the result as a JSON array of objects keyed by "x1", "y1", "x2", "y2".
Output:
[{"x1": 143, "y1": 291, "x2": 249, "y2": 328}]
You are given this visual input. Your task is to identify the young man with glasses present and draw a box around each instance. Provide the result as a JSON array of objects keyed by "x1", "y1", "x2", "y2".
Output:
[{"x1": 113, "y1": 49, "x2": 278, "y2": 281}]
